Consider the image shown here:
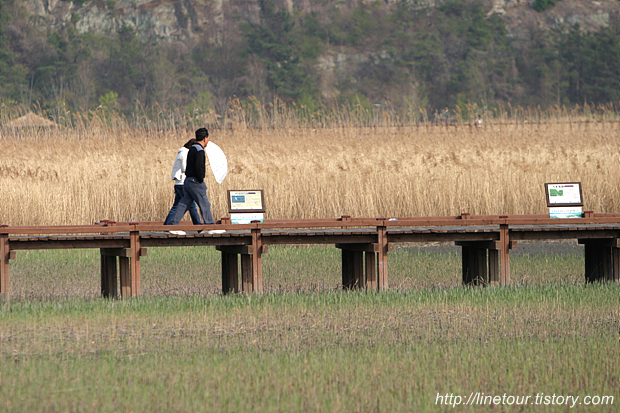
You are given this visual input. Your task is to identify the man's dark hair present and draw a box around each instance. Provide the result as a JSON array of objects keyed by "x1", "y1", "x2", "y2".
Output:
[{"x1": 195, "y1": 128, "x2": 209, "y2": 141}]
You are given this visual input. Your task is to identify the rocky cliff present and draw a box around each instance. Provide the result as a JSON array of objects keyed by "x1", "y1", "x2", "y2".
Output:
[{"x1": 23, "y1": 0, "x2": 620, "y2": 47}]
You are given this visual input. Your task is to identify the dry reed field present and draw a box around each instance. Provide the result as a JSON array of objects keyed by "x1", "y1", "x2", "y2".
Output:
[{"x1": 1, "y1": 111, "x2": 619, "y2": 225}]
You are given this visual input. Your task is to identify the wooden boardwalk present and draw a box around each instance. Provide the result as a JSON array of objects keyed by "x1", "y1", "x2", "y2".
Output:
[{"x1": 2, "y1": 213, "x2": 620, "y2": 300}]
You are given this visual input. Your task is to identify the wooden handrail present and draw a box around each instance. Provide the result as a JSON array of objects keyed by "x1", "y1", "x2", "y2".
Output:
[{"x1": 2, "y1": 213, "x2": 620, "y2": 236}]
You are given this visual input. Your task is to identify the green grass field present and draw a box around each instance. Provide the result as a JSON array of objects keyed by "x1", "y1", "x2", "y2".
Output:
[{"x1": 1, "y1": 245, "x2": 618, "y2": 412}]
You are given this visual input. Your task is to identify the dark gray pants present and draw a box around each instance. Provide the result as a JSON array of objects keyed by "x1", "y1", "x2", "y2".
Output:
[{"x1": 170, "y1": 177, "x2": 215, "y2": 225}]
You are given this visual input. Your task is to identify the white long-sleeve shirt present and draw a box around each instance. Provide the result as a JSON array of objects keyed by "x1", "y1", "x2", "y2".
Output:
[{"x1": 171, "y1": 147, "x2": 189, "y2": 185}]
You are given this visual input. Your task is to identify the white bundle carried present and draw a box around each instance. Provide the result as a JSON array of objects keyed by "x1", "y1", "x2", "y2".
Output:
[{"x1": 205, "y1": 141, "x2": 228, "y2": 184}]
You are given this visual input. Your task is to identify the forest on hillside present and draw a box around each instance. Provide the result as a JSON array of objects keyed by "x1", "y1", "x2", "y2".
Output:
[{"x1": 1, "y1": 0, "x2": 620, "y2": 120}]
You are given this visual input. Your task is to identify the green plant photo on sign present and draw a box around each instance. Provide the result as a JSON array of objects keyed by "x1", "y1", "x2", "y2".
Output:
[{"x1": 549, "y1": 189, "x2": 563, "y2": 197}]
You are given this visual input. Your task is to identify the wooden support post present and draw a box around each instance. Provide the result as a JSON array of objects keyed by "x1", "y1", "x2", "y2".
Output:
[
  {"x1": 458, "y1": 242, "x2": 486, "y2": 285},
  {"x1": 461, "y1": 246, "x2": 487, "y2": 285},
  {"x1": 499, "y1": 224, "x2": 510, "y2": 286},
  {"x1": 100, "y1": 250, "x2": 118, "y2": 298},
  {"x1": 336, "y1": 243, "x2": 391, "y2": 290},
  {"x1": 581, "y1": 240, "x2": 614, "y2": 282},
  {"x1": 229, "y1": 252, "x2": 240, "y2": 293},
  {"x1": 613, "y1": 245, "x2": 620, "y2": 283},
  {"x1": 119, "y1": 257, "x2": 131, "y2": 298},
  {"x1": 221, "y1": 252, "x2": 239, "y2": 294},
  {"x1": 377, "y1": 225, "x2": 388, "y2": 290},
  {"x1": 584, "y1": 243, "x2": 597, "y2": 282},
  {"x1": 337, "y1": 245, "x2": 366, "y2": 290},
  {"x1": 100, "y1": 253, "x2": 107, "y2": 297},
  {"x1": 241, "y1": 254, "x2": 253, "y2": 292},
  {"x1": 251, "y1": 228, "x2": 263, "y2": 293},
  {"x1": 461, "y1": 246, "x2": 471, "y2": 284},
  {"x1": 579, "y1": 238, "x2": 619, "y2": 282},
  {"x1": 352, "y1": 250, "x2": 364, "y2": 289},
  {"x1": 456, "y1": 240, "x2": 517, "y2": 286},
  {"x1": 0, "y1": 233, "x2": 10, "y2": 302},
  {"x1": 488, "y1": 249, "x2": 500, "y2": 285},
  {"x1": 602, "y1": 247, "x2": 613, "y2": 281},
  {"x1": 100, "y1": 246, "x2": 147, "y2": 298},
  {"x1": 476, "y1": 247, "x2": 488, "y2": 285},
  {"x1": 341, "y1": 249, "x2": 354, "y2": 289},
  {"x1": 130, "y1": 230, "x2": 141, "y2": 296},
  {"x1": 218, "y1": 244, "x2": 267, "y2": 294},
  {"x1": 366, "y1": 251, "x2": 377, "y2": 291}
]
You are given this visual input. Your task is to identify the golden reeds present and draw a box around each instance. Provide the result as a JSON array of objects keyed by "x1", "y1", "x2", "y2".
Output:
[{"x1": 1, "y1": 107, "x2": 619, "y2": 226}]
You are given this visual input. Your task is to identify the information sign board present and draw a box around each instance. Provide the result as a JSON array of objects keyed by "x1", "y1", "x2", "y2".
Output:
[
  {"x1": 545, "y1": 182, "x2": 583, "y2": 207},
  {"x1": 227, "y1": 190, "x2": 265, "y2": 213}
]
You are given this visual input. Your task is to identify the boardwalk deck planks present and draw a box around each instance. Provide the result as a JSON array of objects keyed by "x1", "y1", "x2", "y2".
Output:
[{"x1": 1, "y1": 213, "x2": 619, "y2": 300}]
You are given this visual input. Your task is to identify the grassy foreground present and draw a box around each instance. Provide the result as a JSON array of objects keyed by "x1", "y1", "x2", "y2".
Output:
[
  {"x1": 2, "y1": 246, "x2": 618, "y2": 412},
  {"x1": 1, "y1": 285, "x2": 618, "y2": 412}
]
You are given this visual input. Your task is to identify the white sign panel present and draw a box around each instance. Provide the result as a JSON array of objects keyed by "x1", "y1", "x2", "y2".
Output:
[
  {"x1": 549, "y1": 207, "x2": 582, "y2": 219},
  {"x1": 230, "y1": 212, "x2": 264, "y2": 224}
]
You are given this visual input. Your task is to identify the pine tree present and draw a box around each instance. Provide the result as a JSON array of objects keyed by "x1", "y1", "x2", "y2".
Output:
[
  {"x1": 0, "y1": 0, "x2": 27, "y2": 103},
  {"x1": 241, "y1": 1, "x2": 315, "y2": 102}
]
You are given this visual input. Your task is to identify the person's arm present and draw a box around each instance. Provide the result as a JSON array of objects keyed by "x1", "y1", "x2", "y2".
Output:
[
  {"x1": 181, "y1": 150, "x2": 188, "y2": 174},
  {"x1": 196, "y1": 148, "x2": 206, "y2": 182},
  {"x1": 171, "y1": 152, "x2": 184, "y2": 181}
]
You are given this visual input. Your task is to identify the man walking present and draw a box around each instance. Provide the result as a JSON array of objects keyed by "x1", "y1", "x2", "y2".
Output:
[{"x1": 166, "y1": 127, "x2": 224, "y2": 235}]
